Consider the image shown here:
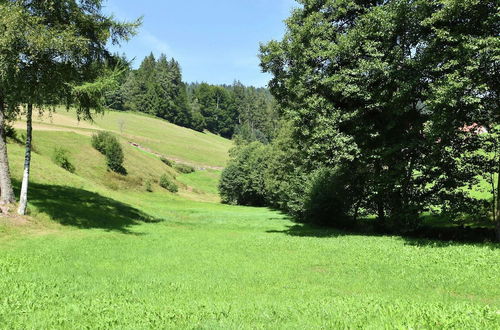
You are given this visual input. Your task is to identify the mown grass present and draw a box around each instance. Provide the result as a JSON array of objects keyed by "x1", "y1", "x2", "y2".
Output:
[
  {"x1": 23, "y1": 108, "x2": 233, "y2": 167},
  {"x1": 177, "y1": 169, "x2": 221, "y2": 195},
  {"x1": 2, "y1": 109, "x2": 498, "y2": 328},
  {"x1": 1, "y1": 191, "x2": 499, "y2": 328}
]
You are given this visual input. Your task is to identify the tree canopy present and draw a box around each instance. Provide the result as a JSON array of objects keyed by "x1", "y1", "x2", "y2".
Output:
[{"x1": 220, "y1": 0, "x2": 499, "y2": 239}]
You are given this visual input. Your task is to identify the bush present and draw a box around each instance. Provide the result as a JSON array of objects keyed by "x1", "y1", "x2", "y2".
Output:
[
  {"x1": 219, "y1": 142, "x2": 268, "y2": 206},
  {"x1": 173, "y1": 163, "x2": 195, "y2": 174},
  {"x1": 4, "y1": 123, "x2": 17, "y2": 140},
  {"x1": 160, "y1": 157, "x2": 173, "y2": 167},
  {"x1": 105, "y1": 139, "x2": 125, "y2": 173},
  {"x1": 144, "y1": 179, "x2": 153, "y2": 192},
  {"x1": 263, "y1": 123, "x2": 308, "y2": 216},
  {"x1": 303, "y1": 166, "x2": 363, "y2": 229},
  {"x1": 159, "y1": 174, "x2": 178, "y2": 193},
  {"x1": 91, "y1": 131, "x2": 125, "y2": 174},
  {"x1": 91, "y1": 131, "x2": 113, "y2": 154},
  {"x1": 52, "y1": 147, "x2": 75, "y2": 173}
]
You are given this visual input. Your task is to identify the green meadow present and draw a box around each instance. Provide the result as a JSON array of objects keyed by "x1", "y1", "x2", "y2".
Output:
[{"x1": 1, "y1": 110, "x2": 499, "y2": 328}]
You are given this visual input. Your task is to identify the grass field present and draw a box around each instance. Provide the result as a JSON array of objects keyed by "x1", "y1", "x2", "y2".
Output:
[
  {"x1": 1, "y1": 110, "x2": 499, "y2": 328},
  {"x1": 1, "y1": 195, "x2": 499, "y2": 328}
]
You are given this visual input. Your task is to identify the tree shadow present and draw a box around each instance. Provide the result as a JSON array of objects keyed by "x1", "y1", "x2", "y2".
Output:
[
  {"x1": 401, "y1": 226, "x2": 498, "y2": 249},
  {"x1": 19, "y1": 181, "x2": 161, "y2": 234},
  {"x1": 267, "y1": 221, "x2": 499, "y2": 249},
  {"x1": 111, "y1": 165, "x2": 127, "y2": 175},
  {"x1": 267, "y1": 224, "x2": 347, "y2": 238}
]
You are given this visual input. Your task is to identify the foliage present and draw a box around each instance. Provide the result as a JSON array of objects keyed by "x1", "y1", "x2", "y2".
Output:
[
  {"x1": 303, "y1": 166, "x2": 365, "y2": 229},
  {"x1": 187, "y1": 81, "x2": 278, "y2": 139},
  {"x1": 110, "y1": 54, "x2": 279, "y2": 139},
  {"x1": 91, "y1": 131, "x2": 125, "y2": 174},
  {"x1": 219, "y1": 142, "x2": 269, "y2": 206},
  {"x1": 52, "y1": 147, "x2": 75, "y2": 173},
  {"x1": 144, "y1": 179, "x2": 153, "y2": 192},
  {"x1": 257, "y1": 0, "x2": 499, "y2": 234},
  {"x1": 160, "y1": 157, "x2": 173, "y2": 167},
  {"x1": 1, "y1": 0, "x2": 140, "y2": 119},
  {"x1": 91, "y1": 131, "x2": 113, "y2": 154},
  {"x1": 3, "y1": 122, "x2": 17, "y2": 141},
  {"x1": 105, "y1": 139, "x2": 125, "y2": 174},
  {"x1": 173, "y1": 163, "x2": 195, "y2": 174},
  {"x1": 159, "y1": 174, "x2": 178, "y2": 193},
  {"x1": 263, "y1": 122, "x2": 309, "y2": 216},
  {"x1": 114, "y1": 53, "x2": 194, "y2": 130}
]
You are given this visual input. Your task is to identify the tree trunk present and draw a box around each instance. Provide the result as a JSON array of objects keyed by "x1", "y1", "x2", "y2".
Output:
[
  {"x1": 496, "y1": 214, "x2": 500, "y2": 242},
  {"x1": 0, "y1": 94, "x2": 15, "y2": 205},
  {"x1": 496, "y1": 164, "x2": 500, "y2": 242},
  {"x1": 375, "y1": 160, "x2": 385, "y2": 225},
  {"x1": 18, "y1": 104, "x2": 33, "y2": 215},
  {"x1": 377, "y1": 199, "x2": 385, "y2": 224}
]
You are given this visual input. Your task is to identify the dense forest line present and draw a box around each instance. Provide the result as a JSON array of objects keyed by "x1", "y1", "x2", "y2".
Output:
[
  {"x1": 104, "y1": 53, "x2": 278, "y2": 140},
  {"x1": 219, "y1": 0, "x2": 500, "y2": 240}
]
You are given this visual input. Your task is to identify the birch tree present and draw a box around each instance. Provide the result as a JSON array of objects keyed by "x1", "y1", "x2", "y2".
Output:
[
  {"x1": 0, "y1": 3, "x2": 33, "y2": 204},
  {"x1": 0, "y1": 0, "x2": 139, "y2": 214}
]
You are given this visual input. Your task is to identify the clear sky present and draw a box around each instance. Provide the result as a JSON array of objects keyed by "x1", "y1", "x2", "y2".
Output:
[{"x1": 104, "y1": 0, "x2": 297, "y2": 87}]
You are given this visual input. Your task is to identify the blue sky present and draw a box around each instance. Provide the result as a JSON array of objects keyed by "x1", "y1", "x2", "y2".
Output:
[{"x1": 104, "y1": 0, "x2": 297, "y2": 87}]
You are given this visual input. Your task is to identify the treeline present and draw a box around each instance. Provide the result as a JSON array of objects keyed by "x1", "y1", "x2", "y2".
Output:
[
  {"x1": 220, "y1": 0, "x2": 499, "y2": 240},
  {"x1": 105, "y1": 54, "x2": 278, "y2": 140}
]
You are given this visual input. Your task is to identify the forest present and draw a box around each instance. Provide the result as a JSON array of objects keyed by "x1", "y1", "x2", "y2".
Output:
[{"x1": 105, "y1": 53, "x2": 278, "y2": 140}]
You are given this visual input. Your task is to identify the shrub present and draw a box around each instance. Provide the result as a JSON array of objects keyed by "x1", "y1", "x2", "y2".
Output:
[
  {"x1": 303, "y1": 166, "x2": 363, "y2": 229},
  {"x1": 173, "y1": 163, "x2": 195, "y2": 174},
  {"x1": 263, "y1": 123, "x2": 308, "y2": 216},
  {"x1": 91, "y1": 131, "x2": 125, "y2": 174},
  {"x1": 144, "y1": 179, "x2": 153, "y2": 192},
  {"x1": 219, "y1": 142, "x2": 268, "y2": 206},
  {"x1": 159, "y1": 174, "x2": 178, "y2": 193},
  {"x1": 52, "y1": 147, "x2": 75, "y2": 173},
  {"x1": 105, "y1": 139, "x2": 125, "y2": 173},
  {"x1": 160, "y1": 157, "x2": 173, "y2": 167},
  {"x1": 91, "y1": 131, "x2": 114, "y2": 154},
  {"x1": 4, "y1": 123, "x2": 17, "y2": 140}
]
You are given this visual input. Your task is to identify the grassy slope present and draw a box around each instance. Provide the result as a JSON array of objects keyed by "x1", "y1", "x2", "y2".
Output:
[
  {"x1": 26, "y1": 109, "x2": 232, "y2": 167},
  {"x1": 0, "y1": 111, "x2": 499, "y2": 328}
]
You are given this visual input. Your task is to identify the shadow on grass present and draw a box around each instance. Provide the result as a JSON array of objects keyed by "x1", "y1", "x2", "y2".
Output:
[
  {"x1": 267, "y1": 221, "x2": 499, "y2": 249},
  {"x1": 19, "y1": 181, "x2": 161, "y2": 234}
]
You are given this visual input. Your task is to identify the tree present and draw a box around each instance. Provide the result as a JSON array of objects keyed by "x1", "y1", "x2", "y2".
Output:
[
  {"x1": 260, "y1": 0, "x2": 498, "y2": 236},
  {"x1": 419, "y1": 0, "x2": 499, "y2": 238},
  {"x1": 0, "y1": 2, "x2": 39, "y2": 204},
  {"x1": 188, "y1": 98, "x2": 206, "y2": 132},
  {"x1": 105, "y1": 54, "x2": 132, "y2": 111},
  {"x1": 2, "y1": 0, "x2": 139, "y2": 214},
  {"x1": 219, "y1": 142, "x2": 269, "y2": 206}
]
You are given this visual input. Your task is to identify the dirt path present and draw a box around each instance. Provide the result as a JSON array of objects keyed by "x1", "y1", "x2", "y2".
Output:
[
  {"x1": 127, "y1": 141, "x2": 224, "y2": 171},
  {"x1": 12, "y1": 121, "x2": 98, "y2": 136}
]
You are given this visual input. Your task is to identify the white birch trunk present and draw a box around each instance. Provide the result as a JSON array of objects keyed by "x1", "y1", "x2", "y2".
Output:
[
  {"x1": 496, "y1": 166, "x2": 500, "y2": 242},
  {"x1": 17, "y1": 104, "x2": 33, "y2": 215}
]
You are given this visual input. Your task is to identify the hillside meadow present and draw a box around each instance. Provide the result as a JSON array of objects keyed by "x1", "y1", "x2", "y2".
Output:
[{"x1": 0, "y1": 109, "x2": 498, "y2": 328}]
